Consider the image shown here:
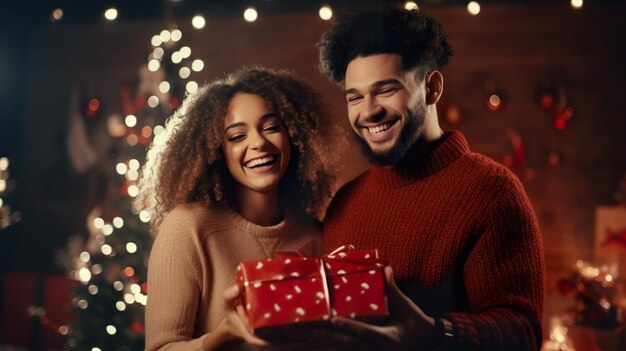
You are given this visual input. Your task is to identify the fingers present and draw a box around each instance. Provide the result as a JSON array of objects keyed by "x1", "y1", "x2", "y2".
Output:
[{"x1": 223, "y1": 284, "x2": 240, "y2": 301}]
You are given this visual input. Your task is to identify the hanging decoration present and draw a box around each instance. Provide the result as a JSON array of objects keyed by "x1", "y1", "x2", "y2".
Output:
[{"x1": 537, "y1": 85, "x2": 575, "y2": 131}]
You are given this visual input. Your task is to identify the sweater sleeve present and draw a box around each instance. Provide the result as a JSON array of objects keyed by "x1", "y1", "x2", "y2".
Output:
[
  {"x1": 145, "y1": 208, "x2": 209, "y2": 351},
  {"x1": 445, "y1": 174, "x2": 544, "y2": 350}
]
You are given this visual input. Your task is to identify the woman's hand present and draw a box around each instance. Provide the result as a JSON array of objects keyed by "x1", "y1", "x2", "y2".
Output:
[{"x1": 202, "y1": 285, "x2": 270, "y2": 351}]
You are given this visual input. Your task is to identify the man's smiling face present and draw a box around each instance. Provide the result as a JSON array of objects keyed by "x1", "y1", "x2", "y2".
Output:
[{"x1": 344, "y1": 53, "x2": 427, "y2": 166}]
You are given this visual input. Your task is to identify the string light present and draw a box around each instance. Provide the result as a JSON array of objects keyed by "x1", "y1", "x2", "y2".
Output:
[
  {"x1": 102, "y1": 224, "x2": 113, "y2": 236},
  {"x1": 106, "y1": 325, "x2": 117, "y2": 335},
  {"x1": 180, "y1": 46, "x2": 191, "y2": 58},
  {"x1": 51, "y1": 8, "x2": 63, "y2": 21},
  {"x1": 79, "y1": 251, "x2": 91, "y2": 263},
  {"x1": 467, "y1": 1, "x2": 481, "y2": 15},
  {"x1": 0, "y1": 157, "x2": 8, "y2": 171},
  {"x1": 91, "y1": 264, "x2": 103, "y2": 275},
  {"x1": 171, "y1": 29, "x2": 183, "y2": 41},
  {"x1": 179, "y1": 67, "x2": 191, "y2": 79},
  {"x1": 160, "y1": 30, "x2": 171, "y2": 42},
  {"x1": 319, "y1": 5, "x2": 333, "y2": 21},
  {"x1": 128, "y1": 185, "x2": 139, "y2": 197},
  {"x1": 186, "y1": 81, "x2": 198, "y2": 94},
  {"x1": 139, "y1": 210, "x2": 151, "y2": 223},
  {"x1": 126, "y1": 242, "x2": 138, "y2": 253},
  {"x1": 571, "y1": 0, "x2": 583, "y2": 9},
  {"x1": 78, "y1": 300, "x2": 88, "y2": 309},
  {"x1": 101, "y1": 244, "x2": 113, "y2": 255},
  {"x1": 147, "y1": 95, "x2": 160, "y2": 108},
  {"x1": 88, "y1": 285, "x2": 99, "y2": 295},
  {"x1": 404, "y1": 2, "x2": 419, "y2": 11},
  {"x1": 151, "y1": 35, "x2": 162, "y2": 47},
  {"x1": 192, "y1": 15, "x2": 206, "y2": 29},
  {"x1": 127, "y1": 169, "x2": 139, "y2": 181},
  {"x1": 244, "y1": 7, "x2": 258, "y2": 23},
  {"x1": 191, "y1": 59, "x2": 204, "y2": 72},
  {"x1": 148, "y1": 59, "x2": 160, "y2": 72},
  {"x1": 104, "y1": 8, "x2": 118, "y2": 21},
  {"x1": 159, "y1": 81, "x2": 171, "y2": 93},
  {"x1": 171, "y1": 51, "x2": 183, "y2": 64},
  {"x1": 116, "y1": 301, "x2": 127, "y2": 311},
  {"x1": 125, "y1": 115, "x2": 137, "y2": 127},
  {"x1": 113, "y1": 281, "x2": 124, "y2": 291},
  {"x1": 78, "y1": 268, "x2": 92, "y2": 283},
  {"x1": 112, "y1": 217, "x2": 124, "y2": 228},
  {"x1": 153, "y1": 47, "x2": 164, "y2": 59},
  {"x1": 116, "y1": 163, "x2": 128, "y2": 175}
]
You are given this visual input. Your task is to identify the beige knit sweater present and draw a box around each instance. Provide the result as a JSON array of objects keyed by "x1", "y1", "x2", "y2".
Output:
[{"x1": 145, "y1": 202, "x2": 322, "y2": 351}]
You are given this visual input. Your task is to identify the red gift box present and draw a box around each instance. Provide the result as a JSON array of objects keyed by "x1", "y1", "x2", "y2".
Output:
[{"x1": 236, "y1": 245, "x2": 388, "y2": 335}]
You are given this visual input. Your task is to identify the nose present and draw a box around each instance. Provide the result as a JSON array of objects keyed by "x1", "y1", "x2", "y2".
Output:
[
  {"x1": 361, "y1": 95, "x2": 385, "y2": 122},
  {"x1": 249, "y1": 131, "x2": 269, "y2": 150}
]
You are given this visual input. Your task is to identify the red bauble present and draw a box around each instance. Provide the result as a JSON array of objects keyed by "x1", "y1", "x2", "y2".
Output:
[{"x1": 131, "y1": 320, "x2": 145, "y2": 334}]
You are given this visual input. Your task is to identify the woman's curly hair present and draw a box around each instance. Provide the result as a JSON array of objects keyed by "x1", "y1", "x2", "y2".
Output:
[
  {"x1": 139, "y1": 67, "x2": 342, "y2": 231},
  {"x1": 318, "y1": 5, "x2": 454, "y2": 83}
]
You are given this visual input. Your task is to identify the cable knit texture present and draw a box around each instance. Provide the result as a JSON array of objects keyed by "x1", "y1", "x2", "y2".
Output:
[
  {"x1": 146, "y1": 202, "x2": 322, "y2": 351},
  {"x1": 323, "y1": 131, "x2": 544, "y2": 350}
]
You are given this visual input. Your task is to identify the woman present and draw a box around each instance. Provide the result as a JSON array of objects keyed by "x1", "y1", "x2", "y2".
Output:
[{"x1": 140, "y1": 67, "x2": 340, "y2": 350}]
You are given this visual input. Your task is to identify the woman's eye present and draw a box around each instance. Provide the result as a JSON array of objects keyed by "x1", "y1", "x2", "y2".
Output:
[
  {"x1": 264, "y1": 125, "x2": 280, "y2": 132},
  {"x1": 228, "y1": 134, "x2": 245, "y2": 142}
]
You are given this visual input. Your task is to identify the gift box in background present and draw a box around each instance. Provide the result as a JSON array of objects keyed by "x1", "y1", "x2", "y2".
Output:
[{"x1": 236, "y1": 245, "x2": 388, "y2": 336}]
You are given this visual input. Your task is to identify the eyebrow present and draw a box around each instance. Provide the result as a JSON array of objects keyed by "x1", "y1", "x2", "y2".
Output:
[
  {"x1": 224, "y1": 113, "x2": 278, "y2": 132},
  {"x1": 344, "y1": 79, "x2": 402, "y2": 95}
]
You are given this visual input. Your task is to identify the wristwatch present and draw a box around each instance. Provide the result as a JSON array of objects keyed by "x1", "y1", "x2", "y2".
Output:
[{"x1": 433, "y1": 317, "x2": 455, "y2": 350}]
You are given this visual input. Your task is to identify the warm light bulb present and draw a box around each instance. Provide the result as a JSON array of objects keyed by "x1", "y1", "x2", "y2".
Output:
[
  {"x1": 112, "y1": 217, "x2": 124, "y2": 228},
  {"x1": 148, "y1": 59, "x2": 160, "y2": 72},
  {"x1": 467, "y1": 1, "x2": 481, "y2": 15},
  {"x1": 159, "y1": 81, "x2": 171, "y2": 93},
  {"x1": 192, "y1": 15, "x2": 206, "y2": 29},
  {"x1": 191, "y1": 59, "x2": 204, "y2": 72},
  {"x1": 104, "y1": 8, "x2": 118, "y2": 21},
  {"x1": 171, "y1": 29, "x2": 183, "y2": 41},
  {"x1": 404, "y1": 2, "x2": 419, "y2": 11},
  {"x1": 186, "y1": 81, "x2": 198, "y2": 94},
  {"x1": 244, "y1": 7, "x2": 258, "y2": 22},
  {"x1": 125, "y1": 115, "x2": 137, "y2": 127},
  {"x1": 148, "y1": 96, "x2": 159, "y2": 108},
  {"x1": 106, "y1": 325, "x2": 117, "y2": 335},
  {"x1": 571, "y1": 0, "x2": 583, "y2": 9},
  {"x1": 179, "y1": 67, "x2": 191, "y2": 79},
  {"x1": 51, "y1": 8, "x2": 64, "y2": 21},
  {"x1": 319, "y1": 6, "x2": 333, "y2": 21}
]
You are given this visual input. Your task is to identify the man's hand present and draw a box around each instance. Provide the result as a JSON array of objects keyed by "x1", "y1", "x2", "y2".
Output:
[{"x1": 313, "y1": 266, "x2": 438, "y2": 351}]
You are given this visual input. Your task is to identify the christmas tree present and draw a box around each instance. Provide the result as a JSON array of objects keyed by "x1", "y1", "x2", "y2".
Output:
[
  {"x1": 0, "y1": 157, "x2": 21, "y2": 230},
  {"x1": 62, "y1": 26, "x2": 202, "y2": 350}
]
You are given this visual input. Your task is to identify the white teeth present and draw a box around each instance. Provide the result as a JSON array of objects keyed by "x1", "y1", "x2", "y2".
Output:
[
  {"x1": 244, "y1": 155, "x2": 276, "y2": 168},
  {"x1": 368, "y1": 122, "x2": 392, "y2": 135}
]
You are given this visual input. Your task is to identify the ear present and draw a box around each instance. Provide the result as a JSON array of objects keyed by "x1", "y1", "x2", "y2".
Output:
[{"x1": 425, "y1": 70, "x2": 444, "y2": 105}]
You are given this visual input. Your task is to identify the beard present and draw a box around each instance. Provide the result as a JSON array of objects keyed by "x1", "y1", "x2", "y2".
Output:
[{"x1": 353, "y1": 102, "x2": 426, "y2": 167}]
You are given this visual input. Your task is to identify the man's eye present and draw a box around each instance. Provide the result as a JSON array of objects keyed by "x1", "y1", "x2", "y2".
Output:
[
  {"x1": 379, "y1": 88, "x2": 397, "y2": 96},
  {"x1": 347, "y1": 96, "x2": 363, "y2": 103}
]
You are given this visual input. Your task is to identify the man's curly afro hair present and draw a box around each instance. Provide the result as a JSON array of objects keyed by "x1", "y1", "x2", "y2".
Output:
[{"x1": 318, "y1": 6, "x2": 454, "y2": 83}]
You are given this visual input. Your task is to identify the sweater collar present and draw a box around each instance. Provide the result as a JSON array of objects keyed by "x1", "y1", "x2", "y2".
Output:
[
  {"x1": 225, "y1": 205, "x2": 290, "y2": 238},
  {"x1": 370, "y1": 130, "x2": 470, "y2": 188}
]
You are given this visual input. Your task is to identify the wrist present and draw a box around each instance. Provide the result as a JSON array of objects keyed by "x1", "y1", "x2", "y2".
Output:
[
  {"x1": 431, "y1": 317, "x2": 455, "y2": 351},
  {"x1": 202, "y1": 319, "x2": 241, "y2": 351}
]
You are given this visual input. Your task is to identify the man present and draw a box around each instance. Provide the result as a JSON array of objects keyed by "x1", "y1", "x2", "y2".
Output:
[{"x1": 318, "y1": 6, "x2": 544, "y2": 351}]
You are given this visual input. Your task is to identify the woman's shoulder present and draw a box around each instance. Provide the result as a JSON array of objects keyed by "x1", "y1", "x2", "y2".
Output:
[{"x1": 156, "y1": 202, "x2": 234, "y2": 239}]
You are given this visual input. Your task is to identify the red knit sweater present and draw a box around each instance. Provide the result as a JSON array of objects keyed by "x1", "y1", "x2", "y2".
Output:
[{"x1": 324, "y1": 131, "x2": 544, "y2": 350}]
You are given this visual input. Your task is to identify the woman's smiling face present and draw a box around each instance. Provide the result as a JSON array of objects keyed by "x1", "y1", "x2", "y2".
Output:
[{"x1": 222, "y1": 92, "x2": 291, "y2": 194}]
